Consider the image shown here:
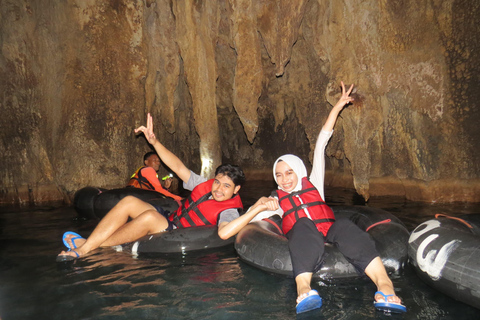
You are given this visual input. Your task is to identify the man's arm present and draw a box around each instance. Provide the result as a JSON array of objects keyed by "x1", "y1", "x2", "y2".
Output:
[
  {"x1": 141, "y1": 167, "x2": 182, "y2": 201},
  {"x1": 217, "y1": 197, "x2": 279, "y2": 240},
  {"x1": 135, "y1": 113, "x2": 191, "y2": 184}
]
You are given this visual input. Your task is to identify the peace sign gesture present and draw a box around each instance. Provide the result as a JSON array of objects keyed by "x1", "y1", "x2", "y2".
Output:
[
  {"x1": 134, "y1": 113, "x2": 157, "y2": 145},
  {"x1": 336, "y1": 81, "x2": 354, "y2": 108},
  {"x1": 322, "y1": 81, "x2": 355, "y2": 132}
]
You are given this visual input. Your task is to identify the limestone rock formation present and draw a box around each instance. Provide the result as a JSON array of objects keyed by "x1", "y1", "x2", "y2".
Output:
[{"x1": 1, "y1": 0, "x2": 479, "y2": 207}]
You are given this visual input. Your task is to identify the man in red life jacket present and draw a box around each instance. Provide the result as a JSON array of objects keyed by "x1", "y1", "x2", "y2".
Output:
[
  {"x1": 126, "y1": 151, "x2": 182, "y2": 202},
  {"x1": 58, "y1": 113, "x2": 270, "y2": 261}
]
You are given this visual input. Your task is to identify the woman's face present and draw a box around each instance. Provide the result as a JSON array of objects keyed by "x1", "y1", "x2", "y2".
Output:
[{"x1": 275, "y1": 160, "x2": 298, "y2": 193}]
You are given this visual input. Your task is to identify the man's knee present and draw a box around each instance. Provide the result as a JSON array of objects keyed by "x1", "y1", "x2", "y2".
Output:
[{"x1": 139, "y1": 210, "x2": 169, "y2": 232}]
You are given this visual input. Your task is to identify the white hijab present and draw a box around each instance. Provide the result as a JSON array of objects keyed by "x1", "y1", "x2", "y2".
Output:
[{"x1": 273, "y1": 154, "x2": 308, "y2": 193}]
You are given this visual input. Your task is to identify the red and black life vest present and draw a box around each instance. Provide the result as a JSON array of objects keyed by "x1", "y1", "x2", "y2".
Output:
[
  {"x1": 169, "y1": 179, "x2": 243, "y2": 228},
  {"x1": 126, "y1": 166, "x2": 156, "y2": 190},
  {"x1": 276, "y1": 177, "x2": 335, "y2": 236}
]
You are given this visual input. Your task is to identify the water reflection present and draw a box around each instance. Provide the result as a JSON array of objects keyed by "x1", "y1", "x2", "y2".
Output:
[{"x1": 0, "y1": 182, "x2": 479, "y2": 319}]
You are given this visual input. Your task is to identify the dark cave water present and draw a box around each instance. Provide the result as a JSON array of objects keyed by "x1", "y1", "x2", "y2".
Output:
[{"x1": 0, "y1": 180, "x2": 479, "y2": 320}]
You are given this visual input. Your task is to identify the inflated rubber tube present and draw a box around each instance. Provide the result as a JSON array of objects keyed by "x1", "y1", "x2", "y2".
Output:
[
  {"x1": 73, "y1": 186, "x2": 106, "y2": 220},
  {"x1": 74, "y1": 187, "x2": 231, "y2": 254},
  {"x1": 73, "y1": 187, "x2": 179, "y2": 220},
  {"x1": 121, "y1": 225, "x2": 234, "y2": 254},
  {"x1": 408, "y1": 214, "x2": 480, "y2": 310},
  {"x1": 234, "y1": 206, "x2": 410, "y2": 279},
  {"x1": 93, "y1": 187, "x2": 179, "y2": 219}
]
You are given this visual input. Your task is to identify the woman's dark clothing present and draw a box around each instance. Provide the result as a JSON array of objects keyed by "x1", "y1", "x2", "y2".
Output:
[{"x1": 285, "y1": 217, "x2": 378, "y2": 278}]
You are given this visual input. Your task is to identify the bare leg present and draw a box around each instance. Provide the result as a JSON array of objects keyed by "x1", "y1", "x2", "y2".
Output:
[
  {"x1": 365, "y1": 257, "x2": 402, "y2": 304},
  {"x1": 96, "y1": 210, "x2": 169, "y2": 247},
  {"x1": 58, "y1": 196, "x2": 168, "y2": 258},
  {"x1": 295, "y1": 272, "x2": 314, "y2": 303}
]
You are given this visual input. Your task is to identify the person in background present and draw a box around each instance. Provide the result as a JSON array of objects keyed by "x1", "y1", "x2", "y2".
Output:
[{"x1": 127, "y1": 151, "x2": 182, "y2": 203}]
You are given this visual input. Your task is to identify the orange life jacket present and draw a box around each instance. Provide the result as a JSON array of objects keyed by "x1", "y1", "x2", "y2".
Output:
[
  {"x1": 126, "y1": 166, "x2": 155, "y2": 190},
  {"x1": 169, "y1": 179, "x2": 243, "y2": 228},
  {"x1": 276, "y1": 177, "x2": 335, "y2": 236}
]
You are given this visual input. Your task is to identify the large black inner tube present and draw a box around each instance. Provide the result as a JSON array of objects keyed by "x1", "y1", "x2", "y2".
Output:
[
  {"x1": 408, "y1": 214, "x2": 480, "y2": 310},
  {"x1": 235, "y1": 206, "x2": 410, "y2": 279},
  {"x1": 93, "y1": 188, "x2": 179, "y2": 219},
  {"x1": 122, "y1": 225, "x2": 234, "y2": 254},
  {"x1": 73, "y1": 186, "x2": 106, "y2": 220}
]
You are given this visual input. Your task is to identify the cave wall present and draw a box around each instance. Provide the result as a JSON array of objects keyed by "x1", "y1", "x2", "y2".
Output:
[{"x1": 1, "y1": 0, "x2": 479, "y2": 206}]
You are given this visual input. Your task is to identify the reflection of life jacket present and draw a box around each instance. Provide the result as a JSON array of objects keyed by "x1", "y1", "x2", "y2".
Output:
[
  {"x1": 126, "y1": 166, "x2": 156, "y2": 190},
  {"x1": 276, "y1": 177, "x2": 335, "y2": 236},
  {"x1": 169, "y1": 179, "x2": 243, "y2": 228}
]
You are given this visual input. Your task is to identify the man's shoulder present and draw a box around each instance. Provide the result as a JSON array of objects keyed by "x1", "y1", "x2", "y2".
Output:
[
  {"x1": 140, "y1": 167, "x2": 158, "y2": 178},
  {"x1": 185, "y1": 171, "x2": 208, "y2": 191}
]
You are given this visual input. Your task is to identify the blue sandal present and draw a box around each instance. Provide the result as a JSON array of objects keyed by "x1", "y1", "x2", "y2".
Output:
[
  {"x1": 374, "y1": 291, "x2": 407, "y2": 313},
  {"x1": 296, "y1": 290, "x2": 323, "y2": 314},
  {"x1": 62, "y1": 231, "x2": 85, "y2": 250}
]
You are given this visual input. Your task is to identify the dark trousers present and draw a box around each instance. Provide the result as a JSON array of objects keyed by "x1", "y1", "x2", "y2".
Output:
[{"x1": 286, "y1": 217, "x2": 378, "y2": 278}]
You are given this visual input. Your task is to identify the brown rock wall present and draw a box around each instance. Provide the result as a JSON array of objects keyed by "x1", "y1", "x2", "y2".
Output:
[
  {"x1": 173, "y1": 0, "x2": 222, "y2": 178},
  {"x1": 1, "y1": 0, "x2": 479, "y2": 206},
  {"x1": 143, "y1": 0, "x2": 179, "y2": 134}
]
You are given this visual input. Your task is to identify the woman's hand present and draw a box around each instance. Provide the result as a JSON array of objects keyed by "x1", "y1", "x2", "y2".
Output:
[
  {"x1": 134, "y1": 113, "x2": 157, "y2": 145},
  {"x1": 253, "y1": 196, "x2": 279, "y2": 211},
  {"x1": 335, "y1": 81, "x2": 354, "y2": 109},
  {"x1": 322, "y1": 81, "x2": 355, "y2": 132}
]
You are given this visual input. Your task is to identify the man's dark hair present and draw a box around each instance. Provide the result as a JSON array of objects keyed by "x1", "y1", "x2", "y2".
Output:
[
  {"x1": 215, "y1": 164, "x2": 246, "y2": 187},
  {"x1": 143, "y1": 151, "x2": 157, "y2": 162}
]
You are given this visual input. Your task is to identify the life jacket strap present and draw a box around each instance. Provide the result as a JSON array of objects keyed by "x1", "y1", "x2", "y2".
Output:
[
  {"x1": 173, "y1": 192, "x2": 213, "y2": 226},
  {"x1": 131, "y1": 168, "x2": 155, "y2": 190},
  {"x1": 277, "y1": 187, "x2": 317, "y2": 202},
  {"x1": 282, "y1": 201, "x2": 327, "y2": 218},
  {"x1": 312, "y1": 218, "x2": 336, "y2": 224}
]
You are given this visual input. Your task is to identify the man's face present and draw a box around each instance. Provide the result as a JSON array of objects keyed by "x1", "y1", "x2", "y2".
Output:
[
  {"x1": 144, "y1": 154, "x2": 161, "y2": 171},
  {"x1": 211, "y1": 173, "x2": 241, "y2": 202}
]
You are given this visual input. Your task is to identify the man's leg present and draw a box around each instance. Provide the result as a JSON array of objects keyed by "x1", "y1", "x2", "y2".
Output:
[
  {"x1": 58, "y1": 196, "x2": 166, "y2": 258},
  {"x1": 97, "y1": 209, "x2": 169, "y2": 247}
]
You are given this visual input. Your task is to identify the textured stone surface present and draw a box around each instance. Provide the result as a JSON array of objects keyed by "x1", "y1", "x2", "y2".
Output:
[
  {"x1": 1, "y1": 0, "x2": 479, "y2": 207},
  {"x1": 173, "y1": 0, "x2": 222, "y2": 177}
]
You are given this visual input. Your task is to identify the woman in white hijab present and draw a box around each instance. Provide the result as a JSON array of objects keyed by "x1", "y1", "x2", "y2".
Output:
[{"x1": 248, "y1": 82, "x2": 406, "y2": 314}]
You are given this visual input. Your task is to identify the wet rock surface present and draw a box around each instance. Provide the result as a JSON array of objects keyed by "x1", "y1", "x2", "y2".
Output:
[{"x1": 1, "y1": 0, "x2": 479, "y2": 206}]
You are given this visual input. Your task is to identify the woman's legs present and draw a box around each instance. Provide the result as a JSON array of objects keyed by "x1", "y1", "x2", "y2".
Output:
[
  {"x1": 294, "y1": 273, "x2": 314, "y2": 302},
  {"x1": 327, "y1": 218, "x2": 402, "y2": 304},
  {"x1": 58, "y1": 196, "x2": 169, "y2": 258},
  {"x1": 365, "y1": 257, "x2": 402, "y2": 304},
  {"x1": 287, "y1": 218, "x2": 325, "y2": 302}
]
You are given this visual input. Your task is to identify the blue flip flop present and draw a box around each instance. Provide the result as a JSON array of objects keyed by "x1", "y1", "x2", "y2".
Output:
[
  {"x1": 374, "y1": 291, "x2": 407, "y2": 313},
  {"x1": 56, "y1": 250, "x2": 80, "y2": 262},
  {"x1": 296, "y1": 290, "x2": 323, "y2": 314},
  {"x1": 62, "y1": 231, "x2": 85, "y2": 250}
]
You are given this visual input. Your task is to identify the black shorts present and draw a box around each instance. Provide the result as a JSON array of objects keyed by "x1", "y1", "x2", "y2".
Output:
[{"x1": 152, "y1": 204, "x2": 176, "y2": 231}]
